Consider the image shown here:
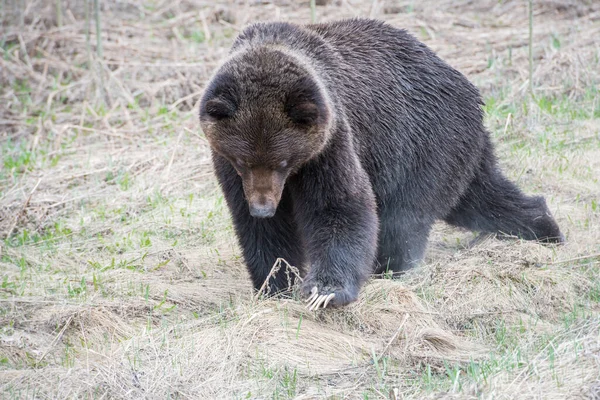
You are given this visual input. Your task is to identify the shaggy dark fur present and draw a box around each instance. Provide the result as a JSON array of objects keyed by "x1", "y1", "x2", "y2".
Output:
[{"x1": 199, "y1": 19, "x2": 564, "y2": 308}]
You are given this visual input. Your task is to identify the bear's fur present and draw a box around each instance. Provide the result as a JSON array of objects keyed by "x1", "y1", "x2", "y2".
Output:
[{"x1": 199, "y1": 19, "x2": 563, "y2": 308}]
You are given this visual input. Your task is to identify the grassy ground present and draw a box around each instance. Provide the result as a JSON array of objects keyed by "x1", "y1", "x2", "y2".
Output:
[{"x1": 1, "y1": 0, "x2": 599, "y2": 398}]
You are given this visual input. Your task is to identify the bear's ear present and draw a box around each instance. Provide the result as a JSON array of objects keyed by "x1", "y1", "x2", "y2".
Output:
[
  {"x1": 284, "y1": 76, "x2": 327, "y2": 126},
  {"x1": 286, "y1": 102, "x2": 320, "y2": 126},
  {"x1": 202, "y1": 98, "x2": 237, "y2": 121},
  {"x1": 200, "y1": 73, "x2": 239, "y2": 121}
]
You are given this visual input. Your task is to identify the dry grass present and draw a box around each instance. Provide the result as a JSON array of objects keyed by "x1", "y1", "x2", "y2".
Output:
[{"x1": 1, "y1": 0, "x2": 599, "y2": 398}]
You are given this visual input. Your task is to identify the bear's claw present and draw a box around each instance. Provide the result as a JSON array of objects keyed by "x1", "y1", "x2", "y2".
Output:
[{"x1": 305, "y1": 286, "x2": 336, "y2": 310}]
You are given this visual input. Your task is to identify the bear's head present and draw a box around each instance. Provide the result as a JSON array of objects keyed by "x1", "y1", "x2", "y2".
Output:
[{"x1": 199, "y1": 47, "x2": 332, "y2": 218}]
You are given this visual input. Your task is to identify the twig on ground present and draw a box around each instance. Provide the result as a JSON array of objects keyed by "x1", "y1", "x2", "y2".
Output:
[
  {"x1": 546, "y1": 253, "x2": 600, "y2": 265},
  {"x1": 254, "y1": 258, "x2": 302, "y2": 300},
  {"x1": 5, "y1": 178, "x2": 42, "y2": 239},
  {"x1": 528, "y1": 0, "x2": 534, "y2": 95},
  {"x1": 164, "y1": 129, "x2": 184, "y2": 179},
  {"x1": 379, "y1": 313, "x2": 410, "y2": 358},
  {"x1": 36, "y1": 315, "x2": 74, "y2": 366}
]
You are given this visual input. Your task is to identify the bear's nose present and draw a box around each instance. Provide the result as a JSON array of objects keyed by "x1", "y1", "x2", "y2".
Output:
[{"x1": 249, "y1": 203, "x2": 276, "y2": 218}]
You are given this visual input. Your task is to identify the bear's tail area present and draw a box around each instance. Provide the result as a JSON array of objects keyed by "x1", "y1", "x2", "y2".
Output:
[{"x1": 443, "y1": 161, "x2": 564, "y2": 244}]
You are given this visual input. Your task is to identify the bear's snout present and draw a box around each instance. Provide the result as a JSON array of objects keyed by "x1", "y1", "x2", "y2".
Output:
[
  {"x1": 243, "y1": 167, "x2": 286, "y2": 218},
  {"x1": 249, "y1": 199, "x2": 277, "y2": 218}
]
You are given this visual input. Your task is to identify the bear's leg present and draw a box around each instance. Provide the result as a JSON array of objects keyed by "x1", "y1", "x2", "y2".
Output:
[
  {"x1": 376, "y1": 208, "x2": 433, "y2": 275},
  {"x1": 289, "y1": 137, "x2": 379, "y2": 309},
  {"x1": 444, "y1": 162, "x2": 564, "y2": 243},
  {"x1": 213, "y1": 154, "x2": 306, "y2": 295},
  {"x1": 295, "y1": 193, "x2": 379, "y2": 309}
]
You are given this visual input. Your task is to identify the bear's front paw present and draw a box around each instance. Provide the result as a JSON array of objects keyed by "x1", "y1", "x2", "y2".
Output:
[{"x1": 300, "y1": 279, "x2": 359, "y2": 310}]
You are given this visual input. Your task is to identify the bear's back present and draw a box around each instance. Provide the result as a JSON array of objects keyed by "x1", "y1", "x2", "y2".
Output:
[{"x1": 306, "y1": 20, "x2": 487, "y2": 207}]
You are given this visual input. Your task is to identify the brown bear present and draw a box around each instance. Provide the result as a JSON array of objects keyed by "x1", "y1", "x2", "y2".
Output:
[{"x1": 199, "y1": 19, "x2": 563, "y2": 310}]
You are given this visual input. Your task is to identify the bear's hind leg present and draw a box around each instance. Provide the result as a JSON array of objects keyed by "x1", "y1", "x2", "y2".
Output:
[
  {"x1": 444, "y1": 162, "x2": 564, "y2": 243},
  {"x1": 376, "y1": 207, "x2": 433, "y2": 275}
]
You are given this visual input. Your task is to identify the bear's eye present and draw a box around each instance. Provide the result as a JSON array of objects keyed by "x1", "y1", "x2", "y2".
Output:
[
  {"x1": 236, "y1": 159, "x2": 246, "y2": 168},
  {"x1": 278, "y1": 160, "x2": 288, "y2": 169}
]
